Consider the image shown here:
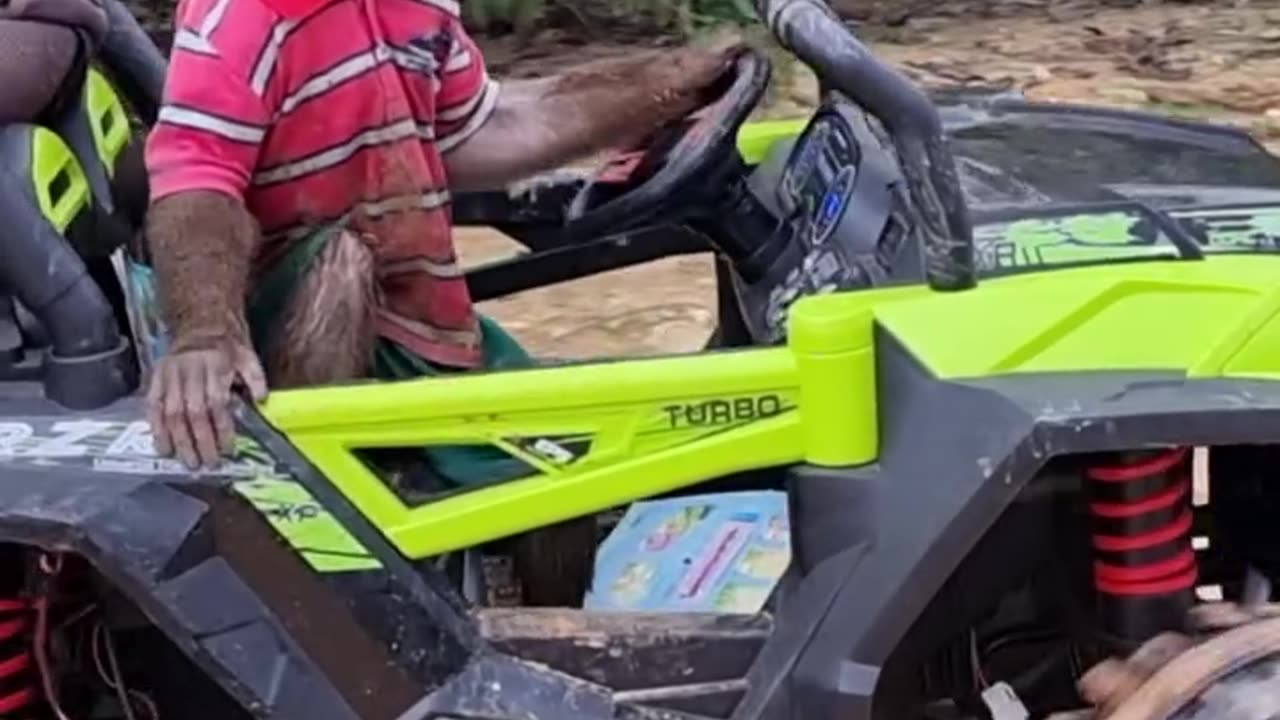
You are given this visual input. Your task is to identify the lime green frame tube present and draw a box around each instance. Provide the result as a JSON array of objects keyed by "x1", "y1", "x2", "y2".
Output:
[{"x1": 261, "y1": 301, "x2": 880, "y2": 559}]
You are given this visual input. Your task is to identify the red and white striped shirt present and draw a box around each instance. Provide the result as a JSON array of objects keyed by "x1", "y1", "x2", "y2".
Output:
[{"x1": 145, "y1": 0, "x2": 495, "y2": 367}]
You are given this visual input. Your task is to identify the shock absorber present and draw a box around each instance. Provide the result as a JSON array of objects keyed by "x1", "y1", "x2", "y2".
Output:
[
  {"x1": 0, "y1": 597, "x2": 36, "y2": 716},
  {"x1": 1087, "y1": 447, "x2": 1198, "y2": 646}
]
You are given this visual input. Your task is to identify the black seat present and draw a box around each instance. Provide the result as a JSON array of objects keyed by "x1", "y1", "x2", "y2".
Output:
[
  {"x1": 0, "y1": 296, "x2": 21, "y2": 365},
  {"x1": 0, "y1": 6, "x2": 161, "y2": 402},
  {"x1": 43, "y1": 63, "x2": 145, "y2": 258}
]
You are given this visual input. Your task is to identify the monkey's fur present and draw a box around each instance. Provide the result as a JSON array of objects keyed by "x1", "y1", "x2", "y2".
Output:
[
  {"x1": 147, "y1": 45, "x2": 737, "y2": 389},
  {"x1": 269, "y1": 230, "x2": 379, "y2": 388},
  {"x1": 446, "y1": 44, "x2": 736, "y2": 191}
]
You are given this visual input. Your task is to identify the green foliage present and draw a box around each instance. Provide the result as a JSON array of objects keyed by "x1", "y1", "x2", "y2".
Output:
[
  {"x1": 463, "y1": 0, "x2": 757, "y2": 36},
  {"x1": 459, "y1": 0, "x2": 806, "y2": 120},
  {"x1": 462, "y1": 0, "x2": 547, "y2": 33},
  {"x1": 639, "y1": 0, "x2": 758, "y2": 33}
]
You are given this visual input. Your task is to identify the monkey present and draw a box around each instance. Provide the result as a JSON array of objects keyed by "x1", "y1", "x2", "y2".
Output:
[{"x1": 143, "y1": 0, "x2": 742, "y2": 471}]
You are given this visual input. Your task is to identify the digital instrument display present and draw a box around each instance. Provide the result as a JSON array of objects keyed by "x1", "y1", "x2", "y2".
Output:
[
  {"x1": 736, "y1": 101, "x2": 904, "y2": 344},
  {"x1": 759, "y1": 113, "x2": 867, "y2": 338},
  {"x1": 780, "y1": 116, "x2": 859, "y2": 241}
]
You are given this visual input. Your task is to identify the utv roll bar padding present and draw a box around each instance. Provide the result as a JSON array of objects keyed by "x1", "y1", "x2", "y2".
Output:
[
  {"x1": 753, "y1": 0, "x2": 977, "y2": 292},
  {"x1": 0, "y1": 151, "x2": 134, "y2": 409},
  {"x1": 97, "y1": 0, "x2": 166, "y2": 125}
]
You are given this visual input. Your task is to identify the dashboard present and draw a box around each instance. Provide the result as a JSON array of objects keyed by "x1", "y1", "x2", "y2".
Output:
[
  {"x1": 732, "y1": 100, "x2": 907, "y2": 343},
  {"x1": 780, "y1": 111, "x2": 860, "y2": 241}
]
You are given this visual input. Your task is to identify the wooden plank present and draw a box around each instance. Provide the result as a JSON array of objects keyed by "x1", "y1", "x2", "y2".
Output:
[{"x1": 477, "y1": 608, "x2": 772, "y2": 692}]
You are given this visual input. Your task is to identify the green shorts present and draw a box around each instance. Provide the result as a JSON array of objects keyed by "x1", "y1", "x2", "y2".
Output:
[{"x1": 248, "y1": 227, "x2": 536, "y2": 489}]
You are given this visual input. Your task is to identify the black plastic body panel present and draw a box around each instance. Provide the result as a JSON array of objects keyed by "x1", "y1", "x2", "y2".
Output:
[
  {"x1": 729, "y1": 330, "x2": 1280, "y2": 720},
  {"x1": 6, "y1": 322, "x2": 1280, "y2": 720},
  {"x1": 0, "y1": 393, "x2": 692, "y2": 720}
]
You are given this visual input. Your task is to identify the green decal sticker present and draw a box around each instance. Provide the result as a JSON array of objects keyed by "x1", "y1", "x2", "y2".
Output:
[
  {"x1": 233, "y1": 476, "x2": 382, "y2": 573},
  {"x1": 231, "y1": 435, "x2": 277, "y2": 469},
  {"x1": 977, "y1": 211, "x2": 1172, "y2": 272},
  {"x1": 1171, "y1": 205, "x2": 1280, "y2": 252}
]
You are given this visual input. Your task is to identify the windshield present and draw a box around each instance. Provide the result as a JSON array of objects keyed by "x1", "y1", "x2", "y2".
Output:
[
  {"x1": 943, "y1": 112, "x2": 1280, "y2": 274},
  {"x1": 953, "y1": 121, "x2": 1280, "y2": 207}
]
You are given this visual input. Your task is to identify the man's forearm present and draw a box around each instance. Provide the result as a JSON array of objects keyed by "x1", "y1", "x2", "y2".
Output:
[
  {"x1": 145, "y1": 190, "x2": 259, "y2": 348},
  {"x1": 445, "y1": 46, "x2": 733, "y2": 192}
]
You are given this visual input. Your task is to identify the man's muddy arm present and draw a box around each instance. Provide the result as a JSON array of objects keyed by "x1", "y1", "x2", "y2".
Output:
[
  {"x1": 444, "y1": 45, "x2": 737, "y2": 192},
  {"x1": 145, "y1": 190, "x2": 259, "y2": 349}
]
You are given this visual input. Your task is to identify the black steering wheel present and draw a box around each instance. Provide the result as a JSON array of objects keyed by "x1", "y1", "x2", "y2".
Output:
[{"x1": 561, "y1": 48, "x2": 772, "y2": 239}]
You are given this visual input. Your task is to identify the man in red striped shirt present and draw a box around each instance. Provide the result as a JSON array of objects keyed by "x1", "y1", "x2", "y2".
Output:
[{"x1": 143, "y1": 0, "x2": 738, "y2": 469}]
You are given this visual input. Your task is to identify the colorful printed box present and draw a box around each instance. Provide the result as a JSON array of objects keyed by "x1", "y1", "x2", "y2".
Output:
[{"x1": 585, "y1": 491, "x2": 791, "y2": 614}]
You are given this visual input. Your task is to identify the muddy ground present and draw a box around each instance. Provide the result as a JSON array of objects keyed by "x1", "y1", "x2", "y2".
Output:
[{"x1": 459, "y1": 2, "x2": 1280, "y2": 359}]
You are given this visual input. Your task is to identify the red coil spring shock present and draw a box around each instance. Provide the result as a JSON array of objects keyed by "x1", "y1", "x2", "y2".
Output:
[
  {"x1": 0, "y1": 597, "x2": 37, "y2": 716},
  {"x1": 1087, "y1": 447, "x2": 1198, "y2": 645}
]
